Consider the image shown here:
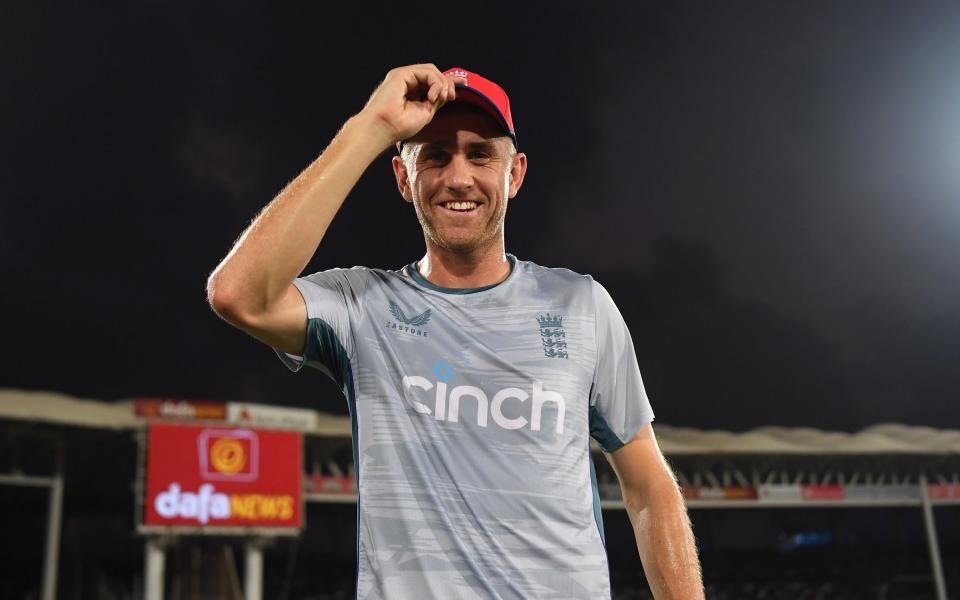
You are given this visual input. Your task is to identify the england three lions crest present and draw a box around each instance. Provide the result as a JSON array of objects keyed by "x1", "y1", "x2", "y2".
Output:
[{"x1": 537, "y1": 313, "x2": 568, "y2": 359}]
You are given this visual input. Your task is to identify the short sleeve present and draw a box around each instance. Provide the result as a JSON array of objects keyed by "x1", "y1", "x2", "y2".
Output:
[
  {"x1": 588, "y1": 280, "x2": 655, "y2": 452},
  {"x1": 274, "y1": 269, "x2": 362, "y2": 389}
]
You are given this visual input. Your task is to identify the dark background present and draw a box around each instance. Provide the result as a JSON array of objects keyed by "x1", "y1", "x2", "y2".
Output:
[{"x1": 4, "y1": 1, "x2": 960, "y2": 432}]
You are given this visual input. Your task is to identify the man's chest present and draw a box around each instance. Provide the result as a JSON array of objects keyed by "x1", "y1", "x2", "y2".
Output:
[
  {"x1": 355, "y1": 293, "x2": 597, "y2": 438},
  {"x1": 369, "y1": 293, "x2": 594, "y2": 375}
]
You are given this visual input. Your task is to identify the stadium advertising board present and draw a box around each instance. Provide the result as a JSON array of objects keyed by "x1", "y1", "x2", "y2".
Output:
[
  {"x1": 681, "y1": 486, "x2": 758, "y2": 501},
  {"x1": 227, "y1": 402, "x2": 317, "y2": 431},
  {"x1": 305, "y1": 474, "x2": 357, "y2": 495},
  {"x1": 135, "y1": 398, "x2": 227, "y2": 421},
  {"x1": 846, "y1": 484, "x2": 920, "y2": 502},
  {"x1": 144, "y1": 423, "x2": 302, "y2": 529},
  {"x1": 929, "y1": 484, "x2": 960, "y2": 499},
  {"x1": 758, "y1": 484, "x2": 802, "y2": 502},
  {"x1": 801, "y1": 484, "x2": 845, "y2": 501}
]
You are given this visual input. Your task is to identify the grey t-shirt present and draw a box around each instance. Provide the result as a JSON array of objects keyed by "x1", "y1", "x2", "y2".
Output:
[{"x1": 277, "y1": 255, "x2": 654, "y2": 599}]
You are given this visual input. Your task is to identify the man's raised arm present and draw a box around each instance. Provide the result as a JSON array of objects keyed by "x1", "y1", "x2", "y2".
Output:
[{"x1": 206, "y1": 65, "x2": 456, "y2": 354}]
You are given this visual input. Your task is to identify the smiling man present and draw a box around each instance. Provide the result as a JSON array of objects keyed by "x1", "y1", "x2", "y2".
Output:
[{"x1": 207, "y1": 64, "x2": 703, "y2": 599}]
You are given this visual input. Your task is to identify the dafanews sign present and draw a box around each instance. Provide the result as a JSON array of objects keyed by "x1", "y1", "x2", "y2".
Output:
[{"x1": 144, "y1": 423, "x2": 302, "y2": 529}]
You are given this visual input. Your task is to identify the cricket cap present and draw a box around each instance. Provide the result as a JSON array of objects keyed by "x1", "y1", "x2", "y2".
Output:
[{"x1": 397, "y1": 67, "x2": 518, "y2": 152}]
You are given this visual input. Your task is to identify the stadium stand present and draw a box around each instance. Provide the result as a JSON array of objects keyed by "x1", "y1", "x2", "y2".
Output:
[{"x1": 1, "y1": 389, "x2": 957, "y2": 599}]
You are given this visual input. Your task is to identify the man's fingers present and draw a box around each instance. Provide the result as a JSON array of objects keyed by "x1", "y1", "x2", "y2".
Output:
[
  {"x1": 398, "y1": 64, "x2": 445, "y2": 102},
  {"x1": 427, "y1": 74, "x2": 444, "y2": 104},
  {"x1": 436, "y1": 75, "x2": 457, "y2": 107},
  {"x1": 365, "y1": 64, "x2": 463, "y2": 141},
  {"x1": 444, "y1": 75, "x2": 458, "y2": 102},
  {"x1": 395, "y1": 66, "x2": 463, "y2": 108}
]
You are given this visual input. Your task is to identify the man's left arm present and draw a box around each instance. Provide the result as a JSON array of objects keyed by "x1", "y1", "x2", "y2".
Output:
[{"x1": 606, "y1": 423, "x2": 704, "y2": 599}]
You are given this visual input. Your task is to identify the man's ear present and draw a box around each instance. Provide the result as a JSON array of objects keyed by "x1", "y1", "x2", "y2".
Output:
[
  {"x1": 392, "y1": 155, "x2": 414, "y2": 203},
  {"x1": 507, "y1": 152, "x2": 528, "y2": 199}
]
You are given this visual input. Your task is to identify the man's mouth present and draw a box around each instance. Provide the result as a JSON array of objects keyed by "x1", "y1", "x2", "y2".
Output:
[{"x1": 439, "y1": 201, "x2": 479, "y2": 212}]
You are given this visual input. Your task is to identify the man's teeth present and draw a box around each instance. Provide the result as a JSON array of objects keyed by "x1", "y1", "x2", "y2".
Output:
[{"x1": 442, "y1": 201, "x2": 478, "y2": 211}]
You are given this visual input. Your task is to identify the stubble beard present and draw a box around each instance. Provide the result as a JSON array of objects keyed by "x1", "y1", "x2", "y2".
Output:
[{"x1": 414, "y1": 198, "x2": 507, "y2": 255}]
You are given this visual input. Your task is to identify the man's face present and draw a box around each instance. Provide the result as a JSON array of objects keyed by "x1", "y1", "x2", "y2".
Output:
[{"x1": 392, "y1": 104, "x2": 527, "y2": 254}]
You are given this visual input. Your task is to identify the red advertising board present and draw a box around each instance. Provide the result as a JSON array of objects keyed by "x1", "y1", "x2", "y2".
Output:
[
  {"x1": 801, "y1": 484, "x2": 846, "y2": 501},
  {"x1": 929, "y1": 484, "x2": 960, "y2": 499},
  {"x1": 144, "y1": 423, "x2": 302, "y2": 529}
]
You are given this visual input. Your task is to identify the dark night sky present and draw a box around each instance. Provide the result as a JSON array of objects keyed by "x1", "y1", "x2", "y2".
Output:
[{"x1": 3, "y1": 2, "x2": 959, "y2": 431}]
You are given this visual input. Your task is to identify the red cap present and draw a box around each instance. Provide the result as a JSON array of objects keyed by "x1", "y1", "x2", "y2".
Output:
[{"x1": 397, "y1": 67, "x2": 518, "y2": 152}]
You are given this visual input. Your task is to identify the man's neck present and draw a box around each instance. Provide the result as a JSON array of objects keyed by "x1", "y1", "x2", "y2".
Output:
[{"x1": 416, "y1": 242, "x2": 512, "y2": 289}]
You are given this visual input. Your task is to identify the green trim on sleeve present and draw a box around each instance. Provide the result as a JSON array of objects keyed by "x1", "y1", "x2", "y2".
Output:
[
  {"x1": 589, "y1": 404, "x2": 625, "y2": 453},
  {"x1": 305, "y1": 318, "x2": 351, "y2": 390},
  {"x1": 306, "y1": 318, "x2": 360, "y2": 474},
  {"x1": 589, "y1": 454, "x2": 606, "y2": 546}
]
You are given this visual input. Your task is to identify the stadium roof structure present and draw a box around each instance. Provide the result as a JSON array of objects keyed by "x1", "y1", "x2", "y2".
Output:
[
  {"x1": 653, "y1": 423, "x2": 960, "y2": 455},
  {"x1": 2, "y1": 389, "x2": 959, "y2": 455},
  {"x1": 0, "y1": 389, "x2": 140, "y2": 430}
]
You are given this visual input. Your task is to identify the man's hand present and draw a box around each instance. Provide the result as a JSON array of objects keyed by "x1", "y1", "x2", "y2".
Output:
[{"x1": 360, "y1": 64, "x2": 458, "y2": 145}]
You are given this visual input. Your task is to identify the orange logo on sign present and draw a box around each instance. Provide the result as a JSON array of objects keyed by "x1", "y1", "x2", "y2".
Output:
[
  {"x1": 210, "y1": 437, "x2": 247, "y2": 474},
  {"x1": 198, "y1": 429, "x2": 259, "y2": 482}
]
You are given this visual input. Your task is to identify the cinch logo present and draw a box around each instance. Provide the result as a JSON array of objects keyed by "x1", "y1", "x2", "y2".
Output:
[
  {"x1": 401, "y1": 362, "x2": 566, "y2": 434},
  {"x1": 154, "y1": 482, "x2": 294, "y2": 524}
]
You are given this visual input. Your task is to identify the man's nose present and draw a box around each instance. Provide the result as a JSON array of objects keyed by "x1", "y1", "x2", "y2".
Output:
[{"x1": 444, "y1": 153, "x2": 473, "y2": 193}]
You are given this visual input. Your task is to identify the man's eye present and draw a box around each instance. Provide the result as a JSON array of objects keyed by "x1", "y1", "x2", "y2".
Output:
[
  {"x1": 424, "y1": 151, "x2": 448, "y2": 162},
  {"x1": 468, "y1": 151, "x2": 491, "y2": 161}
]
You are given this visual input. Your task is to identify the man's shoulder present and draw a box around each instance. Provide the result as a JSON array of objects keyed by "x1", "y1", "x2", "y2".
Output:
[
  {"x1": 512, "y1": 257, "x2": 603, "y2": 305},
  {"x1": 299, "y1": 264, "x2": 408, "y2": 285},
  {"x1": 514, "y1": 257, "x2": 597, "y2": 287}
]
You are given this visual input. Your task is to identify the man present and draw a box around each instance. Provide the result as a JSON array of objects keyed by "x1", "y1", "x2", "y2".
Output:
[{"x1": 208, "y1": 64, "x2": 703, "y2": 599}]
